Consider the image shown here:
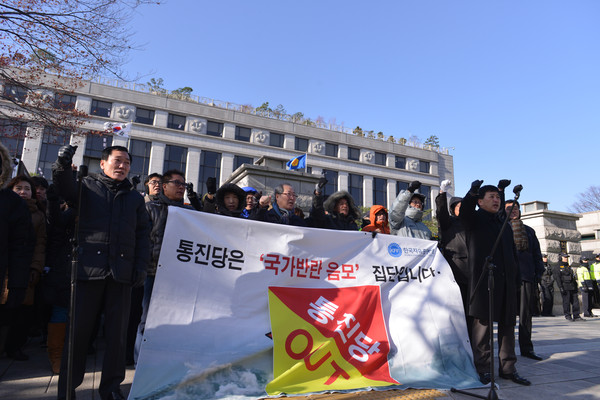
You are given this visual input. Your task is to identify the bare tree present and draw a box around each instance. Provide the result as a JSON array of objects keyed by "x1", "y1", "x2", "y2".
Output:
[
  {"x1": 0, "y1": 0, "x2": 158, "y2": 134},
  {"x1": 569, "y1": 186, "x2": 600, "y2": 213}
]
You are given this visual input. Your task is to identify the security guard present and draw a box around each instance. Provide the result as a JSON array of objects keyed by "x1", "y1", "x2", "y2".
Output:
[
  {"x1": 577, "y1": 257, "x2": 595, "y2": 317},
  {"x1": 554, "y1": 253, "x2": 585, "y2": 321},
  {"x1": 590, "y1": 254, "x2": 600, "y2": 308},
  {"x1": 540, "y1": 254, "x2": 555, "y2": 316}
]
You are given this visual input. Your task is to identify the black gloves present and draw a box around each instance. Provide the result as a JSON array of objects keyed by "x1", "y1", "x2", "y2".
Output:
[
  {"x1": 315, "y1": 177, "x2": 328, "y2": 194},
  {"x1": 133, "y1": 270, "x2": 147, "y2": 288},
  {"x1": 469, "y1": 180, "x2": 483, "y2": 196},
  {"x1": 57, "y1": 145, "x2": 77, "y2": 167},
  {"x1": 206, "y1": 177, "x2": 217, "y2": 195},
  {"x1": 186, "y1": 182, "x2": 197, "y2": 199},
  {"x1": 407, "y1": 181, "x2": 421, "y2": 193},
  {"x1": 46, "y1": 184, "x2": 59, "y2": 202},
  {"x1": 498, "y1": 179, "x2": 511, "y2": 191}
]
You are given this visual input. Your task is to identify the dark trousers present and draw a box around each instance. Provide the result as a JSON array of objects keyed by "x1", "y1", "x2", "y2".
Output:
[
  {"x1": 57, "y1": 278, "x2": 131, "y2": 400},
  {"x1": 471, "y1": 318, "x2": 517, "y2": 375},
  {"x1": 518, "y1": 281, "x2": 535, "y2": 353},
  {"x1": 134, "y1": 275, "x2": 155, "y2": 364},
  {"x1": 540, "y1": 284, "x2": 554, "y2": 316},
  {"x1": 560, "y1": 289, "x2": 580, "y2": 318},
  {"x1": 580, "y1": 288, "x2": 592, "y2": 316}
]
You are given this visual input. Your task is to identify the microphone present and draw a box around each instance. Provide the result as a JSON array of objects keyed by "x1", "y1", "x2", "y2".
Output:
[{"x1": 513, "y1": 184, "x2": 523, "y2": 195}]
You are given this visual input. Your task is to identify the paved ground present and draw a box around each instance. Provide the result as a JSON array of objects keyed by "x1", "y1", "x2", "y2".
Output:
[{"x1": 1, "y1": 313, "x2": 600, "y2": 400}]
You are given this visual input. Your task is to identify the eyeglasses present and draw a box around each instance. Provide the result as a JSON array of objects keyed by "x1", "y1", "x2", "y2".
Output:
[
  {"x1": 166, "y1": 180, "x2": 186, "y2": 187},
  {"x1": 148, "y1": 180, "x2": 162, "y2": 186},
  {"x1": 281, "y1": 192, "x2": 297, "y2": 198}
]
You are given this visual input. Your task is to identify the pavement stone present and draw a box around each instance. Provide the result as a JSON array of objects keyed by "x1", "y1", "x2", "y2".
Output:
[{"x1": 1, "y1": 314, "x2": 600, "y2": 399}]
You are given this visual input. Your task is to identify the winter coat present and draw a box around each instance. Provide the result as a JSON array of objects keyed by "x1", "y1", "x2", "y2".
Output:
[
  {"x1": 146, "y1": 194, "x2": 194, "y2": 276},
  {"x1": 310, "y1": 190, "x2": 360, "y2": 231},
  {"x1": 361, "y1": 205, "x2": 390, "y2": 234},
  {"x1": 21, "y1": 198, "x2": 46, "y2": 305},
  {"x1": 389, "y1": 190, "x2": 432, "y2": 239},
  {"x1": 554, "y1": 263, "x2": 577, "y2": 292},
  {"x1": 540, "y1": 262, "x2": 554, "y2": 287},
  {"x1": 256, "y1": 202, "x2": 306, "y2": 226},
  {"x1": 215, "y1": 184, "x2": 246, "y2": 218},
  {"x1": 514, "y1": 224, "x2": 545, "y2": 283},
  {"x1": 52, "y1": 164, "x2": 151, "y2": 285},
  {"x1": 43, "y1": 198, "x2": 75, "y2": 308},
  {"x1": 459, "y1": 190, "x2": 520, "y2": 325},
  {"x1": 0, "y1": 143, "x2": 34, "y2": 302},
  {"x1": 435, "y1": 192, "x2": 468, "y2": 286}
]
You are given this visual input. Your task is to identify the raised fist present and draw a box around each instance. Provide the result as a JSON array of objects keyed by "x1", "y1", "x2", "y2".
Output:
[
  {"x1": 469, "y1": 180, "x2": 483, "y2": 196},
  {"x1": 440, "y1": 179, "x2": 452, "y2": 193},
  {"x1": 497, "y1": 179, "x2": 511, "y2": 191},
  {"x1": 206, "y1": 177, "x2": 217, "y2": 195},
  {"x1": 57, "y1": 145, "x2": 77, "y2": 167},
  {"x1": 407, "y1": 181, "x2": 421, "y2": 193}
]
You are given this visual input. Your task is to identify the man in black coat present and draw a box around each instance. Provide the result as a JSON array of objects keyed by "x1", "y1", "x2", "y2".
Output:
[
  {"x1": 539, "y1": 254, "x2": 554, "y2": 316},
  {"x1": 554, "y1": 253, "x2": 584, "y2": 321},
  {"x1": 53, "y1": 145, "x2": 151, "y2": 400},
  {"x1": 0, "y1": 142, "x2": 34, "y2": 325},
  {"x1": 460, "y1": 180, "x2": 530, "y2": 386},
  {"x1": 135, "y1": 169, "x2": 194, "y2": 364},
  {"x1": 435, "y1": 179, "x2": 469, "y2": 316},
  {"x1": 310, "y1": 177, "x2": 360, "y2": 231},
  {"x1": 505, "y1": 200, "x2": 544, "y2": 361},
  {"x1": 256, "y1": 183, "x2": 306, "y2": 226}
]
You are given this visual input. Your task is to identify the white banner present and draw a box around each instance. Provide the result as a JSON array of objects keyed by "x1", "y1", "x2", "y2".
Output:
[{"x1": 129, "y1": 207, "x2": 479, "y2": 399}]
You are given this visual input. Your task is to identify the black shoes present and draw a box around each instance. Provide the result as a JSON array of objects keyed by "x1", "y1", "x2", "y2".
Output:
[
  {"x1": 478, "y1": 372, "x2": 491, "y2": 385},
  {"x1": 521, "y1": 351, "x2": 543, "y2": 361},
  {"x1": 573, "y1": 316, "x2": 587, "y2": 322},
  {"x1": 498, "y1": 371, "x2": 531, "y2": 386},
  {"x1": 584, "y1": 313, "x2": 595, "y2": 317},
  {"x1": 565, "y1": 315, "x2": 573, "y2": 321}
]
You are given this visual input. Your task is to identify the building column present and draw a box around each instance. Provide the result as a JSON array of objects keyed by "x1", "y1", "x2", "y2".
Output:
[
  {"x1": 283, "y1": 134, "x2": 294, "y2": 150},
  {"x1": 149, "y1": 142, "x2": 165, "y2": 175},
  {"x1": 363, "y1": 175, "x2": 373, "y2": 208},
  {"x1": 71, "y1": 133, "x2": 86, "y2": 167},
  {"x1": 387, "y1": 180, "x2": 396, "y2": 208},
  {"x1": 339, "y1": 171, "x2": 349, "y2": 192},
  {"x1": 186, "y1": 147, "x2": 201, "y2": 187},
  {"x1": 220, "y1": 152, "x2": 235, "y2": 184},
  {"x1": 223, "y1": 123, "x2": 235, "y2": 140},
  {"x1": 21, "y1": 123, "x2": 43, "y2": 174}
]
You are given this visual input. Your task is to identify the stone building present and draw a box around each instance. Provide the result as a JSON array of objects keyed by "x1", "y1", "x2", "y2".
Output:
[
  {"x1": 576, "y1": 210, "x2": 600, "y2": 258},
  {"x1": 0, "y1": 77, "x2": 454, "y2": 212}
]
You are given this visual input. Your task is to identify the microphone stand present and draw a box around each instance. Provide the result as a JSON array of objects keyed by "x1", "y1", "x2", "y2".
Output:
[
  {"x1": 66, "y1": 165, "x2": 87, "y2": 400},
  {"x1": 451, "y1": 185, "x2": 522, "y2": 400}
]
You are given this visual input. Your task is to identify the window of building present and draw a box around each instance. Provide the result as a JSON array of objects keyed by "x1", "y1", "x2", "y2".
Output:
[
  {"x1": 396, "y1": 181, "x2": 409, "y2": 194},
  {"x1": 0, "y1": 119, "x2": 27, "y2": 159},
  {"x1": 135, "y1": 108, "x2": 155, "y2": 125},
  {"x1": 167, "y1": 113, "x2": 186, "y2": 130},
  {"x1": 349, "y1": 173, "x2": 363, "y2": 207},
  {"x1": 128, "y1": 139, "x2": 151, "y2": 190},
  {"x1": 198, "y1": 150, "x2": 221, "y2": 193},
  {"x1": 373, "y1": 177, "x2": 387, "y2": 207},
  {"x1": 421, "y1": 184, "x2": 431, "y2": 211},
  {"x1": 295, "y1": 137, "x2": 308, "y2": 152},
  {"x1": 83, "y1": 133, "x2": 113, "y2": 173},
  {"x1": 322, "y1": 170, "x2": 338, "y2": 195},
  {"x1": 38, "y1": 126, "x2": 71, "y2": 182},
  {"x1": 235, "y1": 126, "x2": 251, "y2": 142},
  {"x1": 420, "y1": 160, "x2": 430, "y2": 173},
  {"x1": 234, "y1": 155, "x2": 253, "y2": 170},
  {"x1": 90, "y1": 99, "x2": 112, "y2": 117},
  {"x1": 325, "y1": 143, "x2": 338, "y2": 157},
  {"x1": 269, "y1": 132, "x2": 284, "y2": 148},
  {"x1": 395, "y1": 156, "x2": 406, "y2": 169},
  {"x1": 375, "y1": 152, "x2": 386, "y2": 166},
  {"x1": 54, "y1": 93, "x2": 76, "y2": 110},
  {"x1": 164, "y1": 144, "x2": 187, "y2": 172},
  {"x1": 348, "y1": 147, "x2": 360, "y2": 161},
  {"x1": 206, "y1": 120, "x2": 223, "y2": 137},
  {"x1": 3, "y1": 84, "x2": 27, "y2": 102}
]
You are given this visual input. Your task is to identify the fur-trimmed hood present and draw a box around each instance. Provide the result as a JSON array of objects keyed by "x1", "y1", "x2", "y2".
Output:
[
  {"x1": 0, "y1": 142, "x2": 12, "y2": 188},
  {"x1": 216, "y1": 183, "x2": 246, "y2": 217},
  {"x1": 323, "y1": 190, "x2": 360, "y2": 219}
]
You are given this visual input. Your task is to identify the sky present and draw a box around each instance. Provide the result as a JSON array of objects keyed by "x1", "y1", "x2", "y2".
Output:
[{"x1": 122, "y1": 0, "x2": 600, "y2": 212}]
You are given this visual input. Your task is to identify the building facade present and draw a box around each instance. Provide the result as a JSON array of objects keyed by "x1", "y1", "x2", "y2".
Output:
[{"x1": 0, "y1": 77, "x2": 454, "y2": 211}]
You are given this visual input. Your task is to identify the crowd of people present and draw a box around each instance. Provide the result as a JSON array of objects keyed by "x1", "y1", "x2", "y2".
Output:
[{"x1": 0, "y1": 141, "x2": 598, "y2": 399}]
